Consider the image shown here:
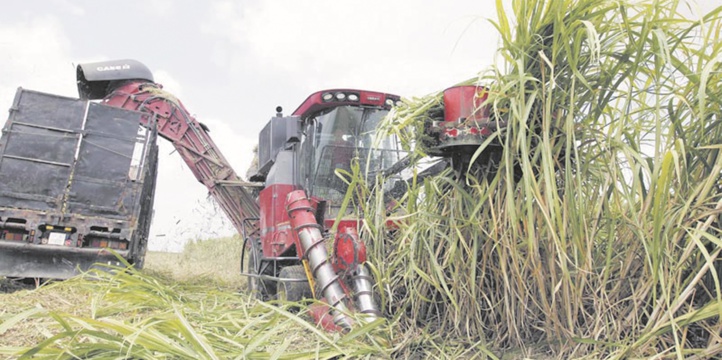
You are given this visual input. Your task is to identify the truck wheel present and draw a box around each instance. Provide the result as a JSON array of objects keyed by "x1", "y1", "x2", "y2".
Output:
[
  {"x1": 247, "y1": 240, "x2": 276, "y2": 300},
  {"x1": 277, "y1": 265, "x2": 313, "y2": 304},
  {"x1": 131, "y1": 254, "x2": 145, "y2": 270}
]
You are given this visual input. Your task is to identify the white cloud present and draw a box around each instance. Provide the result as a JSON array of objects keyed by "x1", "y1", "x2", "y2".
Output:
[
  {"x1": 202, "y1": 0, "x2": 499, "y2": 96},
  {"x1": 50, "y1": 0, "x2": 86, "y2": 16},
  {"x1": 0, "y1": 16, "x2": 76, "y2": 106},
  {"x1": 148, "y1": 0, "x2": 173, "y2": 14}
]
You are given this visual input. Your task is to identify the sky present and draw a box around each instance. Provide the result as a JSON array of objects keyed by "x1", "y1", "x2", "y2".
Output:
[{"x1": 0, "y1": 0, "x2": 718, "y2": 252}]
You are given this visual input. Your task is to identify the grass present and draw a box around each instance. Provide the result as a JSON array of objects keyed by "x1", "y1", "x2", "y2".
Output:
[
  {"x1": 143, "y1": 236, "x2": 246, "y2": 288},
  {"x1": 0, "y1": 236, "x2": 247, "y2": 354},
  {"x1": 0, "y1": 269, "x2": 391, "y2": 359},
  {"x1": 0, "y1": 237, "x2": 393, "y2": 359}
]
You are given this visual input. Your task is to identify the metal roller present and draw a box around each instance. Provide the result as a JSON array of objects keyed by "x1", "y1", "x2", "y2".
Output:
[{"x1": 286, "y1": 190, "x2": 354, "y2": 330}]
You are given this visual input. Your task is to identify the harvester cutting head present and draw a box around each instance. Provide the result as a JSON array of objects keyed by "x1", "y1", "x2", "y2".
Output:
[
  {"x1": 427, "y1": 85, "x2": 500, "y2": 151},
  {"x1": 427, "y1": 85, "x2": 504, "y2": 174}
]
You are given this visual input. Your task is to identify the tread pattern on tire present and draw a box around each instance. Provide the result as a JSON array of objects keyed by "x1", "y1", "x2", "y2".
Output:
[{"x1": 278, "y1": 265, "x2": 313, "y2": 303}]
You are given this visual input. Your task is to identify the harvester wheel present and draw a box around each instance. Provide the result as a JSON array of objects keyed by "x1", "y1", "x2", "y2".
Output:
[
  {"x1": 247, "y1": 240, "x2": 276, "y2": 300},
  {"x1": 277, "y1": 265, "x2": 313, "y2": 304}
]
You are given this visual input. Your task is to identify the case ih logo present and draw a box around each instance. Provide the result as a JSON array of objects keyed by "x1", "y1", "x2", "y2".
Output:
[{"x1": 96, "y1": 64, "x2": 131, "y2": 72}]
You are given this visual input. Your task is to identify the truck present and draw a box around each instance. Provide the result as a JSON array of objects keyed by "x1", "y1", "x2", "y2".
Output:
[
  {"x1": 0, "y1": 87, "x2": 159, "y2": 279},
  {"x1": 2, "y1": 58, "x2": 493, "y2": 332}
]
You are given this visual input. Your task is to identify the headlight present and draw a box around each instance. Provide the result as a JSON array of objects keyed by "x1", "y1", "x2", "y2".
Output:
[{"x1": 335, "y1": 92, "x2": 346, "y2": 100}]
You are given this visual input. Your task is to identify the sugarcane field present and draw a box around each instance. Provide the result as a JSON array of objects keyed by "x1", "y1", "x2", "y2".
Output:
[{"x1": 3, "y1": 0, "x2": 722, "y2": 358}]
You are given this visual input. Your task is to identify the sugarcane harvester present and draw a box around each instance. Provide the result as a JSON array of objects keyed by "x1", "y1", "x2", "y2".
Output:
[{"x1": 75, "y1": 59, "x2": 494, "y2": 331}]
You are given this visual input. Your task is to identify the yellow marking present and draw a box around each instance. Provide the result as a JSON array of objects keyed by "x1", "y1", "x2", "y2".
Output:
[
  {"x1": 302, "y1": 259, "x2": 317, "y2": 299},
  {"x1": 64, "y1": 227, "x2": 72, "y2": 232},
  {"x1": 46, "y1": 225, "x2": 54, "y2": 230}
]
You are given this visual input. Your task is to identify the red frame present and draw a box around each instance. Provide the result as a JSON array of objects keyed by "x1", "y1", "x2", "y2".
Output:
[{"x1": 292, "y1": 89, "x2": 399, "y2": 119}]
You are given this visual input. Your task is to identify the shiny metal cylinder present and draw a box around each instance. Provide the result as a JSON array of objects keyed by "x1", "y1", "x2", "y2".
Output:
[
  {"x1": 287, "y1": 191, "x2": 353, "y2": 330},
  {"x1": 351, "y1": 263, "x2": 381, "y2": 320}
]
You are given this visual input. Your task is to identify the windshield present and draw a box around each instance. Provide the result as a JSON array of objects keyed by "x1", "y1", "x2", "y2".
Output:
[{"x1": 307, "y1": 106, "x2": 403, "y2": 205}]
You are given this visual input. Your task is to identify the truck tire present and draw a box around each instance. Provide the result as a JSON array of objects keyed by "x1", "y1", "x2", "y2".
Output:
[
  {"x1": 277, "y1": 265, "x2": 313, "y2": 304},
  {"x1": 131, "y1": 252, "x2": 146, "y2": 270}
]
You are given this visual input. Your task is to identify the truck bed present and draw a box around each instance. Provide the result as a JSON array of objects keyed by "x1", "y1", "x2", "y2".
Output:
[{"x1": 0, "y1": 88, "x2": 158, "y2": 278}]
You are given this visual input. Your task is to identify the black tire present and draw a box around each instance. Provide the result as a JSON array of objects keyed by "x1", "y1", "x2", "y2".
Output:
[
  {"x1": 277, "y1": 265, "x2": 313, "y2": 304},
  {"x1": 131, "y1": 252, "x2": 145, "y2": 270},
  {"x1": 247, "y1": 240, "x2": 276, "y2": 300}
]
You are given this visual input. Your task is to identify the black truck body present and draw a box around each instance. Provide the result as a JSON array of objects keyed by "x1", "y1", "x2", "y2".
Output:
[{"x1": 0, "y1": 88, "x2": 158, "y2": 279}]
